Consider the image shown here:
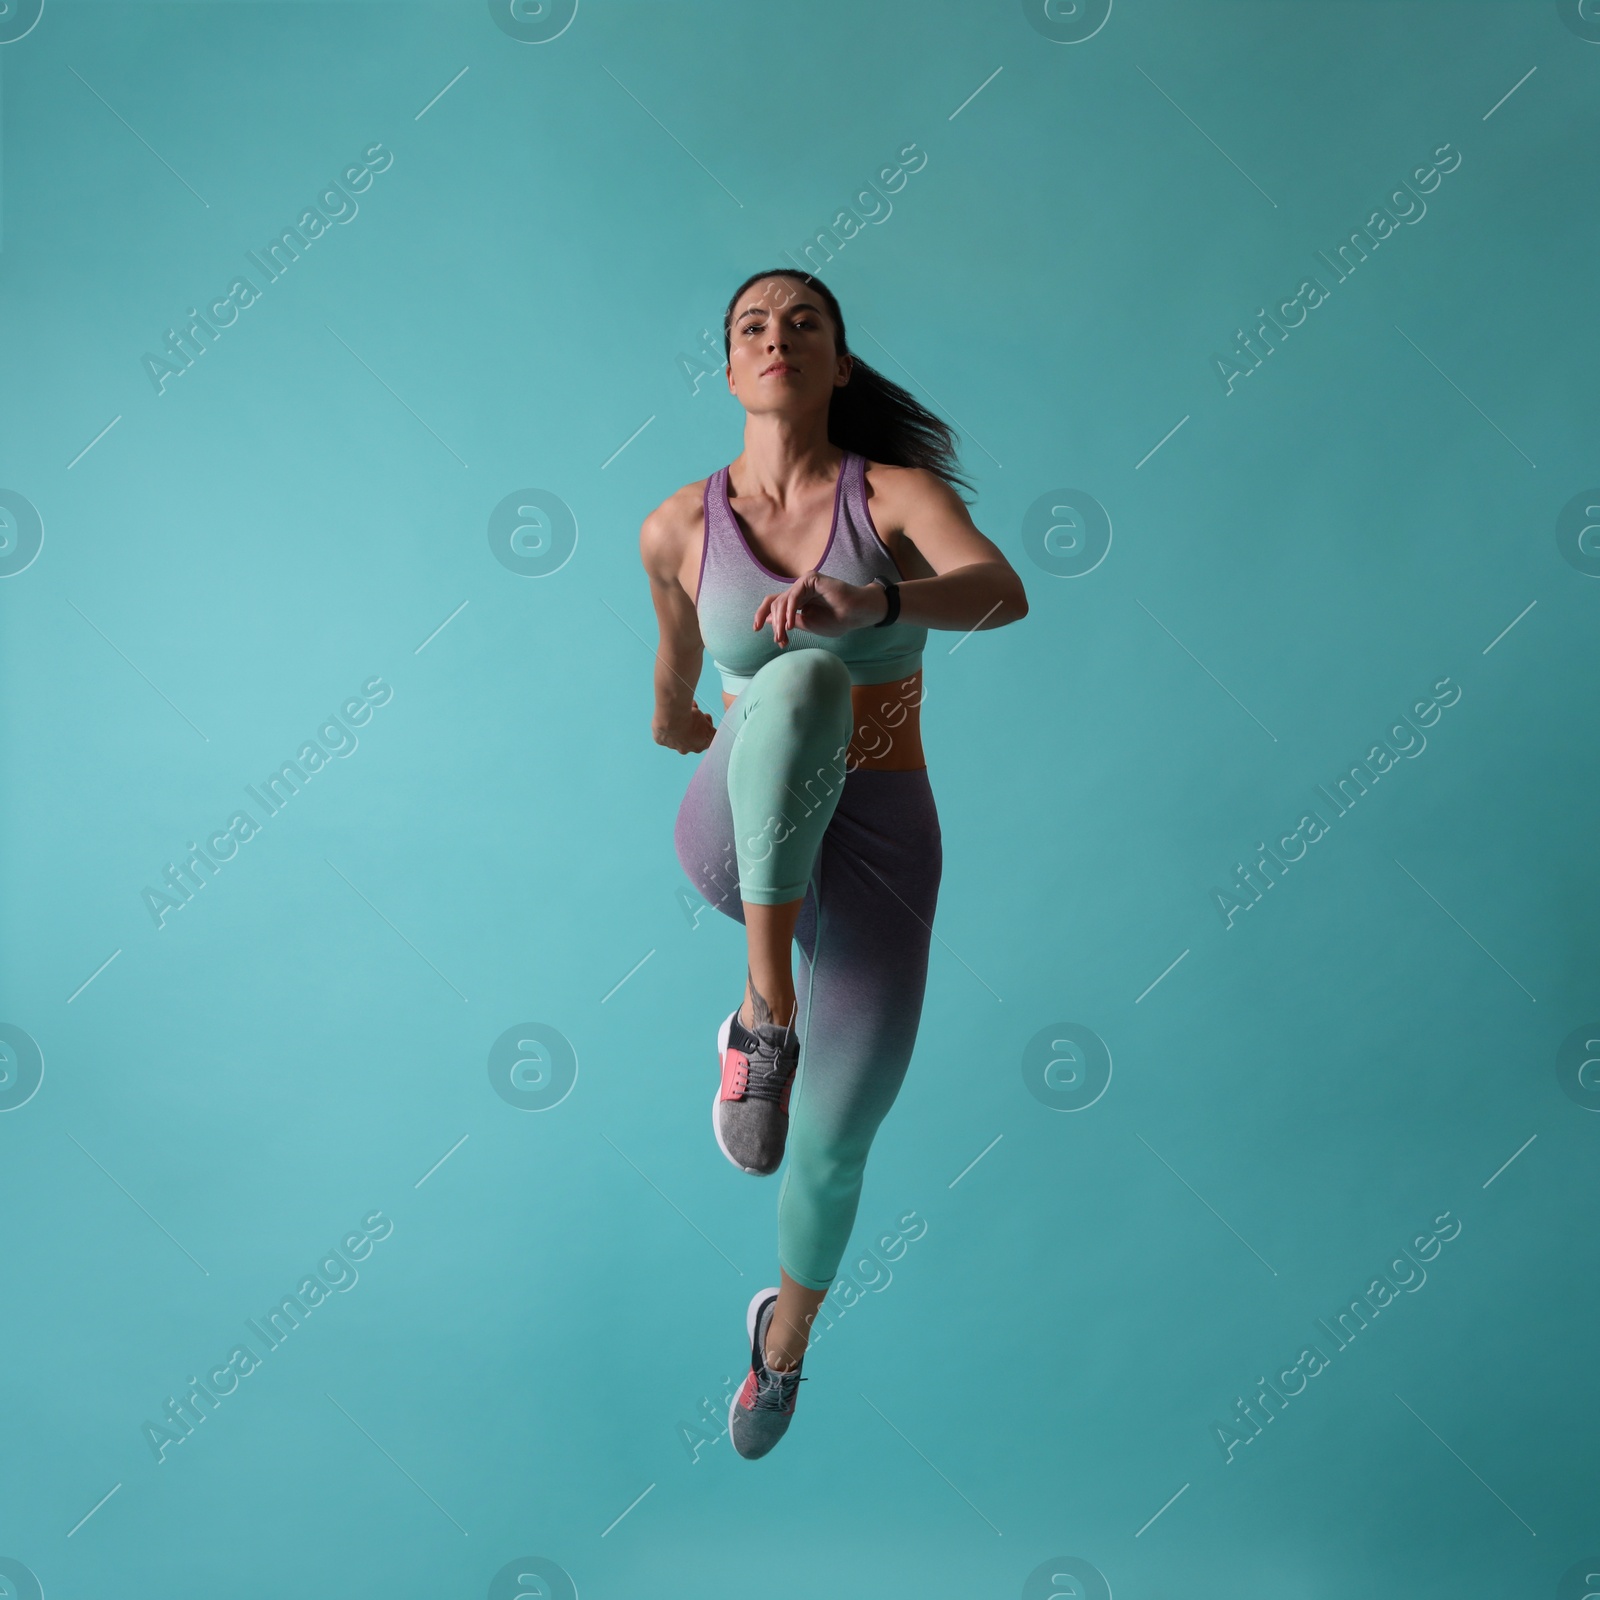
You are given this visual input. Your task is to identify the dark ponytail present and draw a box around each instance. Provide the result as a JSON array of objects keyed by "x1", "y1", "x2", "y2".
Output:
[{"x1": 721, "y1": 268, "x2": 973, "y2": 497}]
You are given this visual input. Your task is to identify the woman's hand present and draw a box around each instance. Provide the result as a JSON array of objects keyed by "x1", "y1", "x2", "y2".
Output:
[
  {"x1": 653, "y1": 700, "x2": 716, "y2": 754},
  {"x1": 754, "y1": 572, "x2": 885, "y2": 646}
]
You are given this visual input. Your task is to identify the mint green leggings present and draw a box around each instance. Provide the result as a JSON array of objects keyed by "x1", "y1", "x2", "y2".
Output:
[
  {"x1": 726, "y1": 651, "x2": 858, "y2": 904},
  {"x1": 673, "y1": 648, "x2": 944, "y2": 1289}
]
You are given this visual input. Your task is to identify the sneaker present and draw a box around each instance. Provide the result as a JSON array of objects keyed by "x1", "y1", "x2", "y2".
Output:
[
  {"x1": 728, "y1": 1287, "x2": 807, "y2": 1460},
  {"x1": 712, "y1": 1007, "x2": 800, "y2": 1176}
]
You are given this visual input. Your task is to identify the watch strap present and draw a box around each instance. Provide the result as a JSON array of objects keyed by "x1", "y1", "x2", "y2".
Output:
[{"x1": 871, "y1": 574, "x2": 900, "y2": 628}]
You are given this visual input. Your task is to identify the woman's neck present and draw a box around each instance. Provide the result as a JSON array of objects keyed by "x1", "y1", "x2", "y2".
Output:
[{"x1": 732, "y1": 410, "x2": 843, "y2": 508}]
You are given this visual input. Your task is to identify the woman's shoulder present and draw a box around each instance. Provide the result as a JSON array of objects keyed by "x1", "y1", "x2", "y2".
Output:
[
  {"x1": 859, "y1": 460, "x2": 962, "y2": 529},
  {"x1": 638, "y1": 475, "x2": 712, "y2": 571}
]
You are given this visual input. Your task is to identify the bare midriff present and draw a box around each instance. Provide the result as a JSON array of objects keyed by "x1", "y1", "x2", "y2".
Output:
[{"x1": 721, "y1": 668, "x2": 927, "y2": 772}]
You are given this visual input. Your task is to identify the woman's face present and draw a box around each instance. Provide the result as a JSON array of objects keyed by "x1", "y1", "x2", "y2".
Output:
[{"x1": 725, "y1": 276, "x2": 852, "y2": 418}]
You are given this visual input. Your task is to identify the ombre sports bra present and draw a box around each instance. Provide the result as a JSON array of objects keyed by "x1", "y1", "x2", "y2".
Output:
[{"x1": 695, "y1": 452, "x2": 927, "y2": 698}]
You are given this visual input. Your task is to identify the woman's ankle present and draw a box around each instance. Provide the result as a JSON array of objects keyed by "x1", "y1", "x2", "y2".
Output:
[
  {"x1": 763, "y1": 1324, "x2": 806, "y2": 1371},
  {"x1": 740, "y1": 990, "x2": 795, "y2": 1030},
  {"x1": 764, "y1": 1343, "x2": 802, "y2": 1372}
]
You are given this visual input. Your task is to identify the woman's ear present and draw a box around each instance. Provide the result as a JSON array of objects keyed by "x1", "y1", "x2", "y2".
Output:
[{"x1": 835, "y1": 353, "x2": 854, "y2": 388}]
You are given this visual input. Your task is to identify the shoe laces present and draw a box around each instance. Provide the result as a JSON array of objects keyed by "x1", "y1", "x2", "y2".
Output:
[
  {"x1": 737, "y1": 1020, "x2": 798, "y2": 1106},
  {"x1": 749, "y1": 1360, "x2": 806, "y2": 1413}
]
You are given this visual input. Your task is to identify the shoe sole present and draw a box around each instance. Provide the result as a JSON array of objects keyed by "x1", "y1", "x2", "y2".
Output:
[
  {"x1": 711, "y1": 1010, "x2": 783, "y2": 1177},
  {"x1": 728, "y1": 1286, "x2": 782, "y2": 1445}
]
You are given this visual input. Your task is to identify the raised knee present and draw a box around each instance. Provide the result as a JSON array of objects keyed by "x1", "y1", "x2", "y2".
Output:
[
  {"x1": 800, "y1": 649, "x2": 852, "y2": 696},
  {"x1": 765, "y1": 647, "x2": 851, "y2": 702}
]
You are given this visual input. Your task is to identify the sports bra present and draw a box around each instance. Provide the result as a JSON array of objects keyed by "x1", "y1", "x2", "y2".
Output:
[{"x1": 694, "y1": 451, "x2": 927, "y2": 699}]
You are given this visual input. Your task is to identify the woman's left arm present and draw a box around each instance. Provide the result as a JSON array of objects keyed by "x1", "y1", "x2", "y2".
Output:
[
  {"x1": 756, "y1": 465, "x2": 1030, "y2": 646},
  {"x1": 868, "y1": 466, "x2": 1029, "y2": 632}
]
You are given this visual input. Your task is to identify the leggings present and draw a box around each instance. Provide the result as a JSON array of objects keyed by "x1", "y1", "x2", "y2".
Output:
[{"x1": 673, "y1": 650, "x2": 943, "y2": 1290}]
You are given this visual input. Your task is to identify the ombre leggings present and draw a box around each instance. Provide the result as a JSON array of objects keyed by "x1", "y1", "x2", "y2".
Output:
[{"x1": 673, "y1": 650, "x2": 943, "y2": 1291}]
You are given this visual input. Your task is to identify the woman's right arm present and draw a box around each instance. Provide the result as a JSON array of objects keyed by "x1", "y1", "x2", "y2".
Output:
[{"x1": 640, "y1": 493, "x2": 717, "y2": 754}]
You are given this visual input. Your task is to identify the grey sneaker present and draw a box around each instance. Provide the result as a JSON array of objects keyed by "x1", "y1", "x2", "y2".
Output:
[
  {"x1": 729, "y1": 1287, "x2": 807, "y2": 1460},
  {"x1": 712, "y1": 1007, "x2": 800, "y2": 1176}
]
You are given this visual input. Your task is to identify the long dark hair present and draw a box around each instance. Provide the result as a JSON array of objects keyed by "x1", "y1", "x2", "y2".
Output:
[{"x1": 721, "y1": 268, "x2": 973, "y2": 497}]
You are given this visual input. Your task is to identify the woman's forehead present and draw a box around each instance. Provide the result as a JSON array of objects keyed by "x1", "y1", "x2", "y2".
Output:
[{"x1": 735, "y1": 279, "x2": 826, "y2": 319}]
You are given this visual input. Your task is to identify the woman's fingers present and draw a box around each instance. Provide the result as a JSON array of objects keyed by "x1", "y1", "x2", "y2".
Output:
[
  {"x1": 773, "y1": 582, "x2": 796, "y2": 645},
  {"x1": 755, "y1": 589, "x2": 792, "y2": 643},
  {"x1": 754, "y1": 572, "x2": 827, "y2": 647},
  {"x1": 786, "y1": 572, "x2": 817, "y2": 641}
]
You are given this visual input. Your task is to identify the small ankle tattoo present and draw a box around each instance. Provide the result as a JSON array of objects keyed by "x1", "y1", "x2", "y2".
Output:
[
  {"x1": 745, "y1": 970, "x2": 795, "y2": 1031},
  {"x1": 745, "y1": 970, "x2": 775, "y2": 1029}
]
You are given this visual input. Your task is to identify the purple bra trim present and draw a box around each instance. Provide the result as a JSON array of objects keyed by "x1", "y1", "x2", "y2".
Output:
[
  {"x1": 850, "y1": 458, "x2": 904, "y2": 577},
  {"x1": 716, "y1": 453, "x2": 851, "y2": 585},
  {"x1": 696, "y1": 472, "x2": 713, "y2": 608}
]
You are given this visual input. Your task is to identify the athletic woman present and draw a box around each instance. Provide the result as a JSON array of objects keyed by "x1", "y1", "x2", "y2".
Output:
[{"x1": 639, "y1": 269, "x2": 1028, "y2": 1459}]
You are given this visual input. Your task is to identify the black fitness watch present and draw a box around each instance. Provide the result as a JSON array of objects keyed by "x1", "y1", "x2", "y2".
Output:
[{"x1": 871, "y1": 574, "x2": 900, "y2": 628}]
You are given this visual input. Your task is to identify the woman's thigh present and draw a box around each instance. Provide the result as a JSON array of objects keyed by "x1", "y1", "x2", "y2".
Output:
[
  {"x1": 673, "y1": 690, "x2": 945, "y2": 1101},
  {"x1": 673, "y1": 697, "x2": 746, "y2": 926},
  {"x1": 672, "y1": 651, "x2": 854, "y2": 920}
]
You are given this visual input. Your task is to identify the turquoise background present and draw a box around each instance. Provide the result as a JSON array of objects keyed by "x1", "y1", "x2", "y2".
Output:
[{"x1": 2, "y1": 1, "x2": 1598, "y2": 1595}]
